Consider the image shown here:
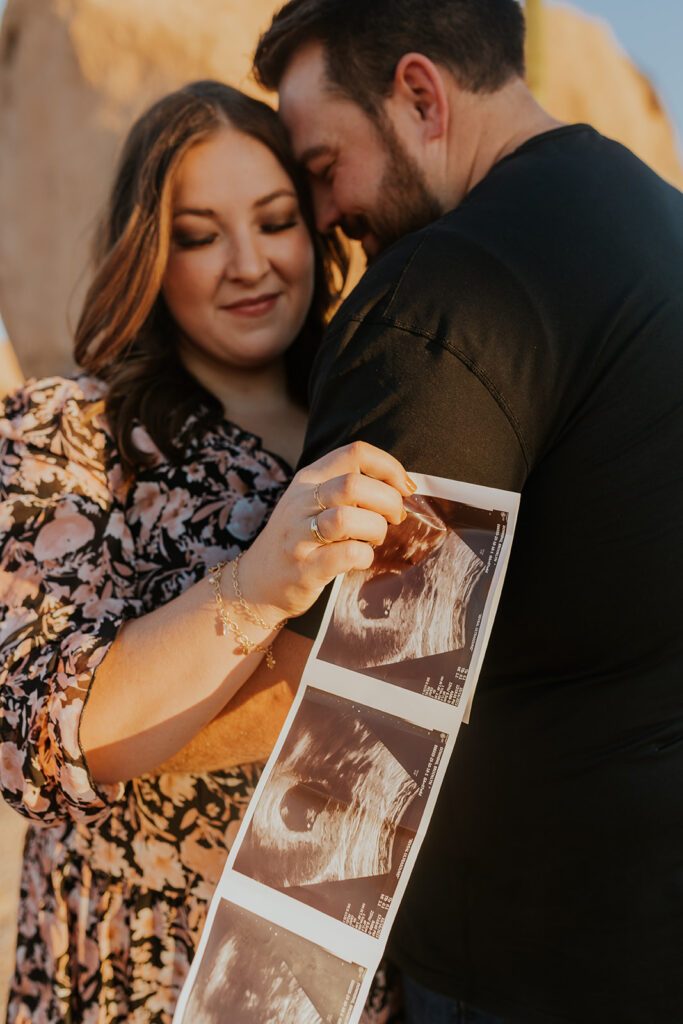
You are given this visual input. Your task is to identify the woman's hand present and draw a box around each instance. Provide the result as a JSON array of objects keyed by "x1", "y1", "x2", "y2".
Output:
[
  {"x1": 237, "y1": 441, "x2": 415, "y2": 621},
  {"x1": 83, "y1": 441, "x2": 413, "y2": 783}
]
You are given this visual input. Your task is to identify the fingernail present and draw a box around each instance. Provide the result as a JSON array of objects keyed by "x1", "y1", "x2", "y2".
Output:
[
  {"x1": 406, "y1": 477, "x2": 418, "y2": 492},
  {"x1": 400, "y1": 507, "x2": 408, "y2": 522}
]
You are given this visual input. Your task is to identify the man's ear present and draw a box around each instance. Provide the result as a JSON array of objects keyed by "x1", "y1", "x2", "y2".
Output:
[{"x1": 390, "y1": 53, "x2": 448, "y2": 140}]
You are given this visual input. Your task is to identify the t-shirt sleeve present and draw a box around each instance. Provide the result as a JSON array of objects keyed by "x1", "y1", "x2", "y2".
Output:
[
  {"x1": 300, "y1": 224, "x2": 545, "y2": 484},
  {"x1": 0, "y1": 385, "x2": 142, "y2": 825},
  {"x1": 293, "y1": 237, "x2": 541, "y2": 638},
  {"x1": 301, "y1": 315, "x2": 529, "y2": 486},
  {"x1": 291, "y1": 320, "x2": 528, "y2": 640}
]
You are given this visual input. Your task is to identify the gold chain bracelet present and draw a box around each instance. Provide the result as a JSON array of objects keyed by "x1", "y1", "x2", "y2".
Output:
[
  {"x1": 208, "y1": 557, "x2": 286, "y2": 669},
  {"x1": 231, "y1": 552, "x2": 289, "y2": 632}
]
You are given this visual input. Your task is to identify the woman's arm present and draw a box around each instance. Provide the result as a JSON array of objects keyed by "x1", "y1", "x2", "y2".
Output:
[
  {"x1": 81, "y1": 442, "x2": 413, "y2": 783},
  {"x1": 154, "y1": 629, "x2": 312, "y2": 774},
  {"x1": 0, "y1": 380, "x2": 141, "y2": 825}
]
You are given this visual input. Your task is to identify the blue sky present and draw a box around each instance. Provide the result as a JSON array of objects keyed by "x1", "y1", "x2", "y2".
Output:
[
  {"x1": 568, "y1": 0, "x2": 683, "y2": 148},
  {"x1": 0, "y1": 0, "x2": 681, "y2": 340}
]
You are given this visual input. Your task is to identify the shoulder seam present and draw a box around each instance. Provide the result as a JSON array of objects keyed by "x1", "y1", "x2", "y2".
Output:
[
  {"x1": 346, "y1": 311, "x2": 531, "y2": 472},
  {"x1": 377, "y1": 225, "x2": 548, "y2": 469}
]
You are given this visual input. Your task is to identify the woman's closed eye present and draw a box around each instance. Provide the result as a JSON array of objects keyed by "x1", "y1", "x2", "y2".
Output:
[
  {"x1": 260, "y1": 218, "x2": 300, "y2": 235},
  {"x1": 173, "y1": 232, "x2": 218, "y2": 249}
]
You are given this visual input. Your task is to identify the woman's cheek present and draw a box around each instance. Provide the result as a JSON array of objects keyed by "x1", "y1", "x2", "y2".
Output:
[{"x1": 164, "y1": 252, "x2": 214, "y2": 308}]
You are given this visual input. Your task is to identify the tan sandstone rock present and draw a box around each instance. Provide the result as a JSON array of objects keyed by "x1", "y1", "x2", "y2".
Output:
[
  {"x1": 539, "y1": 4, "x2": 683, "y2": 190},
  {"x1": 0, "y1": 0, "x2": 681, "y2": 379}
]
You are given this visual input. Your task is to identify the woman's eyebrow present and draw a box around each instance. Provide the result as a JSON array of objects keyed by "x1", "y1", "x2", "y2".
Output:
[
  {"x1": 173, "y1": 191, "x2": 296, "y2": 217},
  {"x1": 173, "y1": 207, "x2": 215, "y2": 218},
  {"x1": 254, "y1": 189, "x2": 298, "y2": 208}
]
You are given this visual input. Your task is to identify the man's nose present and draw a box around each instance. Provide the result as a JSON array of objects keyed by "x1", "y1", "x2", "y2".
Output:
[
  {"x1": 312, "y1": 183, "x2": 341, "y2": 234},
  {"x1": 225, "y1": 231, "x2": 269, "y2": 283}
]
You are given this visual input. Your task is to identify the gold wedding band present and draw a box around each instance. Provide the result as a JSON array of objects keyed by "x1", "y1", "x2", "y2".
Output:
[
  {"x1": 313, "y1": 483, "x2": 326, "y2": 511},
  {"x1": 310, "y1": 515, "x2": 329, "y2": 545}
]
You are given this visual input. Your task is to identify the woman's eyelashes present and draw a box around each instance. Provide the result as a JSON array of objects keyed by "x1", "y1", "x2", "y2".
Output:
[
  {"x1": 260, "y1": 218, "x2": 300, "y2": 234},
  {"x1": 173, "y1": 232, "x2": 218, "y2": 249},
  {"x1": 172, "y1": 218, "x2": 300, "y2": 248}
]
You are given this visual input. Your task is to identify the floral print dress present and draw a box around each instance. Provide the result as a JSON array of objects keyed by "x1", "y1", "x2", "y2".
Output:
[{"x1": 0, "y1": 376, "x2": 402, "y2": 1024}]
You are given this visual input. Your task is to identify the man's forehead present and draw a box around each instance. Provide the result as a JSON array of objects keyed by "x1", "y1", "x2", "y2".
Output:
[{"x1": 277, "y1": 41, "x2": 339, "y2": 156}]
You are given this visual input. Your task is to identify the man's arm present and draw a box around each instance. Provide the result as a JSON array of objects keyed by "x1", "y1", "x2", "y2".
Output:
[
  {"x1": 302, "y1": 315, "x2": 528, "y2": 486},
  {"x1": 300, "y1": 227, "x2": 546, "y2": 485}
]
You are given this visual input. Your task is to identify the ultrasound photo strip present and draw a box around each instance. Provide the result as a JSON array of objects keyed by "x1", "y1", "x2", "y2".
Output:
[
  {"x1": 233, "y1": 688, "x2": 448, "y2": 937},
  {"x1": 313, "y1": 484, "x2": 514, "y2": 710},
  {"x1": 172, "y1": 473, "x2": 520, "y2": 1024},
  {"x1": 179, "y1": 898, "x2": 366, "y2": 1024}
]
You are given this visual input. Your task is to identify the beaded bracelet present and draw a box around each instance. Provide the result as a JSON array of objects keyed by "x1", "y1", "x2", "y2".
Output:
[{"x1": 208, "y1": 557, "x2": 287, "y2": 669}]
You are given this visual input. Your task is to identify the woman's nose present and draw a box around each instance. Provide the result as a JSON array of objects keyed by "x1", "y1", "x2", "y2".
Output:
[{"x1": 224, "y1": 230, "x2": 269, "y2": 283}]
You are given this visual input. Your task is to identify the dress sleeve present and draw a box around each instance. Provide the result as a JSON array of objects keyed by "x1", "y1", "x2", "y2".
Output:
[{"x1": 0, "y1": 382, "x2": 142, "y2": 826}]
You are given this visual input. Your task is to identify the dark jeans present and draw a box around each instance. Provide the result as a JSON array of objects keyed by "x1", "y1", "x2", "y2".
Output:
[{"x1": 403, "y1": 975, "x2": 509, "y2": 1024}]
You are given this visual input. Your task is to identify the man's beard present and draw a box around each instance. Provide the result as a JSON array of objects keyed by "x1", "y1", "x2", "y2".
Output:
[{"x1": 342, "y1": 116, "x2": 443, "y2": 262}]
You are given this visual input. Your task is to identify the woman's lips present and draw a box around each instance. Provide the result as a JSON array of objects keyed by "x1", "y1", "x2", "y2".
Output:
[{"x1": 221, "y1": 293, "x2": 281, "y2": 318}]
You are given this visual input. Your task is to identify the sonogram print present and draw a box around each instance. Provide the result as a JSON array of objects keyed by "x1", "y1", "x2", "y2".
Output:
[
  {"x1": 180, "y1": 898, "x2": 364, "y2": 1024},
  {"x1": 234, "y1": 689, "x2": 446, "y2": 934},
  {"x1": 317, "y1": 494, "x2": 507, "y2": 701}
]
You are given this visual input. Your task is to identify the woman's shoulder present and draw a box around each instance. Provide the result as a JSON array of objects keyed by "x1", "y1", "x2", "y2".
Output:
[
  {"x1": 1, "y1": 373, "x2": 111, "y2": 452},
  {"x1": 0, "y1": 373, "x2": 116, "y2": 499},
  {"x1": 1, "y1": 373, "x2": 108, "y2": 426}
]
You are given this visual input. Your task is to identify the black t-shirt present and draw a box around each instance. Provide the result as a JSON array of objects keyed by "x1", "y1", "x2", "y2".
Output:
[{"x1": 297, "y1": 125, "x2": 683, "y2": 1024}]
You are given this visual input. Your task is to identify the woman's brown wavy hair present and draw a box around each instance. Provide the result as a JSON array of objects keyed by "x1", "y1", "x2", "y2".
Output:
[{"x1": 74, "y1": 80, "x2": 347, "y2": 474}]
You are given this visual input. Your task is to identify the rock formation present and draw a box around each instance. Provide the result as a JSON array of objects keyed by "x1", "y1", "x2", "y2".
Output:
[
  {"x1": 0, "y1": 0, "x2": 681, "y2": 379},
  {"x1": 540, "y1": 3, "x2": 683, "y2": 189}
]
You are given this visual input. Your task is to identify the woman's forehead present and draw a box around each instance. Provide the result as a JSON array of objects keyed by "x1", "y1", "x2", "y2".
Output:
[{"x1": 172, "y1": 127, "x2": 296, "y2": 208}]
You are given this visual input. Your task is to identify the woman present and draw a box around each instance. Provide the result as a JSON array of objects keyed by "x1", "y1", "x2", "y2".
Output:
[{"x1": 0, "y1": 81, "x2": 408, "y2": 1023}]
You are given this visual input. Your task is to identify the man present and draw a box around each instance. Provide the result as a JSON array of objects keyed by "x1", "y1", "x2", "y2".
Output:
[{"x1": 253, "y1": 2, "x2": 683, "y2": 1023}]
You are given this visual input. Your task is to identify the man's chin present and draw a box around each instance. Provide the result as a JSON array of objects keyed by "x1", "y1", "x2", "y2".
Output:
[
  {"x1": 361, "y1": 231, "x2": 398, "y2": 265},
  {"x1": 353, "y1": 226, "x2": 411, "y2": 264},
  {"x1": 360, "y1": 234, "x2": 380, "y2": 263}
]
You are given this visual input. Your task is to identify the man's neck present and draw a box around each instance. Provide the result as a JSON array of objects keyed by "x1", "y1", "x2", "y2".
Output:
[{"x1": 444, "y1": 77, "x2": 564, "y2": 208}]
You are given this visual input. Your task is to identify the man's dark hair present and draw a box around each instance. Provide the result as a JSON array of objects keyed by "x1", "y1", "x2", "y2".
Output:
[{"x1": 254, "y1": 0, "x2": 526, "y2": 115}]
